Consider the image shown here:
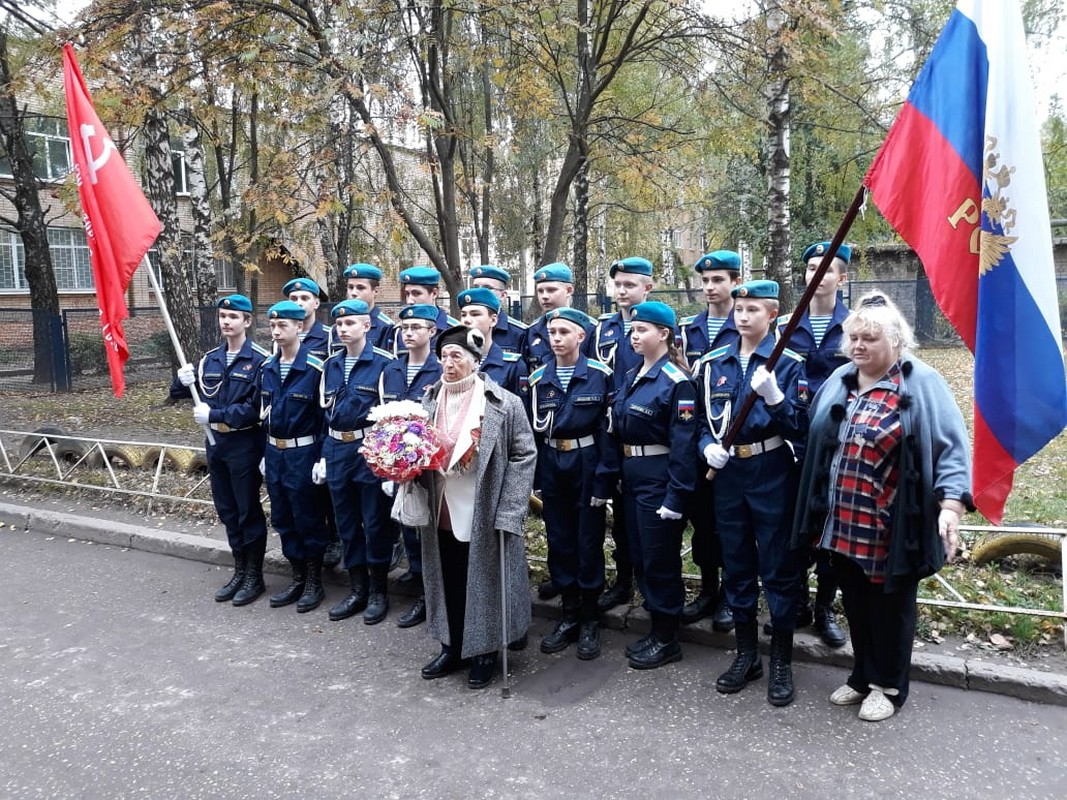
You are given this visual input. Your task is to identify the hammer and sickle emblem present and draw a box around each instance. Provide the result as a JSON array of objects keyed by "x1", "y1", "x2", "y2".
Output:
[{"x1": 79, "y1": 123, "x2": 118, "y2": 185}]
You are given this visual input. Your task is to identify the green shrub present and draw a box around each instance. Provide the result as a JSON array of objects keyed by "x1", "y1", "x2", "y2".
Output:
[{"x1": 67, "y1": 332, "x2": 107, "y2": 374}]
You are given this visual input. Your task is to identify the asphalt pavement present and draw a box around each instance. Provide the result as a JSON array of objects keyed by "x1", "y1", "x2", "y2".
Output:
[{"x1": 2, "y1": 524, "x2": 1066, "y2": 799}]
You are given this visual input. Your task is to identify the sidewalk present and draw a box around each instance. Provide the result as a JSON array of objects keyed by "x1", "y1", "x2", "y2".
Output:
[{"x1": 4, "y1": 497, "x2": 1066, "y2": 708}]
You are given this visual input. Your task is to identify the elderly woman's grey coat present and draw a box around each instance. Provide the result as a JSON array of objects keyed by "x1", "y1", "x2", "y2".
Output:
[{"x1": 418, "y1": 375, "x2": 537, "y2": 658}]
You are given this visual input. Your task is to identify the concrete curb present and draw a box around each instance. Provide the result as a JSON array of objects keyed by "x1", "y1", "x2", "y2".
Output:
[{"x1": 5, "y1": 499, "x2": 1066, "y2": 707}]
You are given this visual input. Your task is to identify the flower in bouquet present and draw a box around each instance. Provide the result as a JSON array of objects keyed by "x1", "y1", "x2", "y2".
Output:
[{"x1": 360, "y1": 400, "x2": 447, "y2": 483}]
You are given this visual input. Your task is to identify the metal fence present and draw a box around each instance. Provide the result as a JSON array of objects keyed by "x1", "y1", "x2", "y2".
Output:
[{"x1": 2, "y1": 275, "x2": 1065, "y2": 393}]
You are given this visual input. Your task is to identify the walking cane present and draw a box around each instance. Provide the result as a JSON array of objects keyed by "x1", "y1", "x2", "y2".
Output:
[{"x1": 499, "y1": 528, "x2": 511, "y2": 699}]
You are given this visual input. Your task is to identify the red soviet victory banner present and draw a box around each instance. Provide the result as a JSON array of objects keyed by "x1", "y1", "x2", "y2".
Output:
[{"x1": 62, "y1": 42, "x2": 161, "y2": 397}]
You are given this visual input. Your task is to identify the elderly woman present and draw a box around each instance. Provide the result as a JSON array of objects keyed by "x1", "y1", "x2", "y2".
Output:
[
  {"x1": 792, "y1": 292, "x2": 973, "y2": 721},
  {"x1": 417, "y1": 325, "x2": 538, "y2": 689}
]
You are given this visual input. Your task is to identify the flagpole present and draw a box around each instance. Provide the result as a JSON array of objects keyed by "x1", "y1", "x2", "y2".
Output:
[
  {"x1": 706, "y1": 183, "x2": 867, "y2": 480},
  {"x1": 141, "y1": 255, "x2": 215, "y2": 446}
]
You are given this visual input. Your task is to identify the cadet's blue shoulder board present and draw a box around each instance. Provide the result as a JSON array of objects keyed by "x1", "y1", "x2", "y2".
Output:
[
  {"x1": 445, "y1": 314, "x2": 460, "y2": 326},
  {"x1": 680, "y1": 314, "x2": 696, "y2": 325},
  {"x1": 251, "y1": 342, "x2": 271, "y2": 357},
  {"x1": 502, "y1": 351, "x2": 521, "y2": 363},
  {"x1": 587, "y1": 359, "x2": 612, "y2": 376},
  {"x1": 529, "y1": 366, "x2": 546, "y2": 385},
  {"x1": 509, "y1": 318, "x2": 529, "y2": 330},
  {"x1": 373, "y1": 346, "x2": 396, "y2": 360},
  {"x1": 661, "y1": 362, "x2": 687, "y2": 383},
  {"x1": 598, "y1": 312, "x2": 614, "y2": 321},
  {"x1": 777, "y1": 313, "x2": 793, "y2": 327},
  {"x1": 782, "y1": 347, "x2": 805, "y2": 363},
  {"x1": 318, "y1": 322, "x2": 332, "y2": 333},
  {"x1": 702, "y1": 345, "x2": 731, "y2": 363},
  {"x1": 306, "y1": 354, "x2": 325, "y2": 371},
  {"x1": 375, "y1": 310, "x2": 393, "y2": 324},
  {"x1": 263, "y1": 353, "x2": 277, "y2": 365}
]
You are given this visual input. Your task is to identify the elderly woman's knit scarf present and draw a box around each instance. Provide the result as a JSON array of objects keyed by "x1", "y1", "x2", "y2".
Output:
[{"x1": 435, "y1": 371, "x2": 477, "y2": 465}]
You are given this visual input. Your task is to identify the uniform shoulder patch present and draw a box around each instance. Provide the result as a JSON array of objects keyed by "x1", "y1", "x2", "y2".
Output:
[
  {"x1": 318, "y1": 322, "x2": 333, "y2": 334},
  {"x1": 502, "y1": 351, "x2": 522, "y2": 363},
  {"x1": 777, "y1": 313, "x2": 793, "y2": 328},
  {"x1": 263, "y1": 353, "x2": 277, "y2": 365},
  {"x1": 375, "y1": 310, "x2": 394, "y2": 325},
  {"x1": 661, "y1": 362, "x2": 688, "y2": 383},
  {"x1": 251, "y1": 342, "x2": 272, "y2": 358},
  {"x1": 373, "y1": 346, "x2": 396, "y2": 360},
  {"x1": 445, "y1": 314, "x2": 460, "y2": 326},
  {"x1": 306, "y1": 354, "x2": 325, "y2": 371},
  {"x1": 587, "y1": 359, "x2": 613, "y2": 376},
  {"x1": 700, "y1": 345, "x2": 731, "y2": 364},
  {"x1": 508, "y1": 318, "x2": 529, "y2": 330},
  {"x1": 782, "y1": 348, "x2": 806, "y2": 363},
  {"x1": 529, "y1": 365, "x2": 546, "y2": 385},
  {"x1": 680, "y1": 314, "x2": 697, "y2": 326},
  {"x1": 598, "y1": 312, "x2": 615, "y2": 321}
]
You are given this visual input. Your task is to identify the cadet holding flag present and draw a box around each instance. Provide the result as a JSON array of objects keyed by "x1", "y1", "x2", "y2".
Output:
[{"x1": 174, "y1": 295, "x2": 270, "y2": 606}]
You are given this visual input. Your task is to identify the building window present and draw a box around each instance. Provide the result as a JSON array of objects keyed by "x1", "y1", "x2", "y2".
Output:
[
  {"x1": 0, "y1": 116, "x2": 71, "y2": 182},
  {"x1": 0, "y1": 229, "x2": 27, "y2": 290},
  {"x1": 0, "y1": 226, "x2": 93, "y2": 291},
  {"x1": 148, "y1": 242, "x2": 236, "y2": 293},
  {"x1": 215, "y1": 257, "x2": 235, "y2": 290},
  {"x1": 171, "y1": 149, "x2": 189, "y2": 195}
]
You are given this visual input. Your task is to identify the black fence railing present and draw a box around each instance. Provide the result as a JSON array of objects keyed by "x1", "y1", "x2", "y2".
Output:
[{"x1": 1, "y1": 275, "x2": 1064, "y2": 393}]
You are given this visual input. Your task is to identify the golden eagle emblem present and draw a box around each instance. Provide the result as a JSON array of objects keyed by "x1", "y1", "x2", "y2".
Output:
[{"x1": 979, "y1": 135, "x2": 1018, "y2": 276}]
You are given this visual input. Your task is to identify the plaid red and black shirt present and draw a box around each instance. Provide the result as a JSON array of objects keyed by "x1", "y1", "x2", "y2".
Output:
[{"x1": 822, "y1": 363, "x2": 904, "y2": 583}]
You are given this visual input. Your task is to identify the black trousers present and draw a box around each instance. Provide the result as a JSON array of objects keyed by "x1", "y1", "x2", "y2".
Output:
[
  {"x1": 830, "y1": 551, "x2": 918, "y2": 707},
  {"x1": 438, "y1": 527, "x2": 470, "y2": 653}
]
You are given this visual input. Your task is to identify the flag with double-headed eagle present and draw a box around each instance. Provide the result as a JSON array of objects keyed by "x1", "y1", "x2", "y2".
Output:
[{"x1": 863, "y1": 0, "x2": 1067, "y2": 524}]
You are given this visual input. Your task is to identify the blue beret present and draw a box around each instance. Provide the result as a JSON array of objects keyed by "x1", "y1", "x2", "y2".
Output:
[
  {"x1": 469, "y1": 264, "x2": 511, "y2": 284},
  {"x1": 732, "y1": 280, "x2": 779, "y2": 300},
  {"x1": 216, "y1": 294, "x2": 252, "y2": 313},
  {"x1": 331, "y1": 299, "x2": 370, "y2": 319},
  {"x1": 534, "y1": 263, "x2": 574, "y2": 284},
  {"x1": 630, "y1": 301, "x2": 676, "y2": 330},
  {"x1": 545, "y1": 307, "x2": 593, "y2": 329},
  {"x1": 609, "y1": 256, "x2": 654, "y2": 278},
  {"x1": 694, "y1": 250, "x2": 741, "y2": 273},
  {"x1": 399, "y1": 266, "x2": 441, "y2": 286},
  {"x1": 267, "y1": 300, "x2": 307, "y2": 321},
  {"x1": 457, "y1": 287, "x2": 501, "y2": 313},
  {"x1": 802, "y1": 241, "x2": 851, "y2": 265},
  {"x1": 343, "y1": 263, "x2": 382, "y2": 281},
  {"x1": 282, "y1": 277, "x2": 322, "y2": 298},
  {"x1": 398, "y1": 304, "x2": 439, "y2": 323}
]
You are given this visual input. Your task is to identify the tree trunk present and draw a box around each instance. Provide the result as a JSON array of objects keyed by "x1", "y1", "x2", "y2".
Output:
[
  {"x1": 572, "y1": 156, "x2": 590, "y2": 312},
  {"x1": 142, "y1": 103, "x2": 199, "y2": 362},
  {"x1": 181, "y1": 114, "x2": 216, "y2": 307},
  {"x1": 764, "y1": 5, "x2": 793, "y2": 309},
  {"x1": 0, "y1": 30, "x2": 60, "y2": 386}
]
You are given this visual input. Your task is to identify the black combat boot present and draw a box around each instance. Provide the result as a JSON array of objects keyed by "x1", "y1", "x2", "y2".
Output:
[
  {"x1": 269, "y1": 559, "x2": 306, "y2": 608},
  {"x1": 363, "y1": 563, "x2": 390, "y2": 625},
  {"x1": 540, "y1": 586, "x2": 581, "y2": 654},
  {"x1": 328, "y1": 565, "x2": 368, "y2": 621},
  {"x1": 628, "y1": 614, "x2": 682, "y2": 670},
  {"x1": 322, "y1": 535, "x2": 343, "y2": 568},
  {"x1": 397, "y1": 573, "x2": 426, "y2": 628},
  {"x1": 296, "y1": 556, "x2": 325, "y2": 613},
  {"x1": 716, "y1": 621, "x2": 763, "y2": 693},
  {"x1": 232, "y1": 538, "x2": 266, "y2": 606},
  {"x1": 812, "y1": 581, "x2": 847, "y2": 648},
  {"x1": 576, "y1": 588, "x2": 602, "y2": 661},
  {"x1": 214, "y1": 551, "x2": 247, "y2": 602},
  {"x1": 711, "y1": 584, "x2": 735, "y2": 632},
  {"x1": 596, "y1": 576, "x2": 633, "y2": 612},
  {"x1": 767, "y1": 628, "x2": 796, "y2": 707}
]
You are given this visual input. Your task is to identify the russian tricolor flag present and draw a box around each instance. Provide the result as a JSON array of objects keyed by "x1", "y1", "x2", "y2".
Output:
[{"x1": 864, "y1": 0, "x2": 1067, "y2": 524}]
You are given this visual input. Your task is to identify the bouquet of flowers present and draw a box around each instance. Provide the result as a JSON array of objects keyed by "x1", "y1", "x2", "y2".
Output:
[{"x1": 360, "y1": 400, "x2": 447, "y2": 526}]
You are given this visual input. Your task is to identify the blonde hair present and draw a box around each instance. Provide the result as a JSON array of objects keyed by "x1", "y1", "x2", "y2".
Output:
[{"x1": 842, "y1": 291, "x2": 917, "y2": 357}]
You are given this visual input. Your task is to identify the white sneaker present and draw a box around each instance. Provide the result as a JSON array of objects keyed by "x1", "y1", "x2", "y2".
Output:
[
  {"x1": 858, "y1": 688, "x2": 895, "y2": 721},
  {"x1": 829, "y1": 684, "x2": 865, "y2": 706}
]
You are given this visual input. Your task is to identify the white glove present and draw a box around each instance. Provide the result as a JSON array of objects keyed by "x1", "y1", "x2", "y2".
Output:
[
  {"x1": 656, "y1": 506, "x2": 682, "y2": 521},
  {"x1": 311, "y1": 458, "x2": 327, "y2": 485},
  {"x1": 177, "y1": 363, "x2": 196, "y2": 387},
  {"x1": 259, "y1": 457, "x2": 266, "y2": 476},
  {"x1": 703, "y1": 443, "x2": 730, "y2": 469},
  {"x1": 751, "y1": 365, "x2": 785, "y2": 405},
  {"x1": 192, "y1": 403, "x2": 211, "y2": 425},
  {"x1": 382, "y1": 480, "x2": 396, "y2": 497},
  {"x1": 590, "y1": 497, "x2": 609, "y2": 508}
]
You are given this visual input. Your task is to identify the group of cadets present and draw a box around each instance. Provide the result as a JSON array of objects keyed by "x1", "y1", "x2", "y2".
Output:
[{"x1": 178, "y1": 242, "x2": 853, "y2": 703}]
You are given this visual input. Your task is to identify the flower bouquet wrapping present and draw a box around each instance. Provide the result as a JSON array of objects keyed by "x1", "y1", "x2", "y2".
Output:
[{"x1": 360, "y1": 400, "x2": 447, "y2": 526}]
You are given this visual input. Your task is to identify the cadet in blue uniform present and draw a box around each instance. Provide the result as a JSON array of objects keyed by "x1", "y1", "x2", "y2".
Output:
[
  {"x1": 457, "y1": 287, "x2": 529, "y2": 399},
  {"x1": 314, "y1": 300, "x2": 404, "y2": 625},
  {"x1": 774, "y1": 241, "x2": 853, "y2": 648},
  {"x1": 678, "y1": 251, "x2": 742, "y2": 631},
  {"x1": 344, "y1": 263, "x2": 396, "y2": 351},
  {"x1": 260, "y1": 300, "x2": 329, "y2": 613},
  {"x1": 283, "y1": 277, "x2": 343, "y2": 568},
  {"x1": 530, "y1": 307, "x2": 617, "y2": 660},
  {"x1": 695, "y1": 280, "x2": 808, "y2": 706},
  {"x1": 174, "y1": 294, "x2": 270, "y2": 606},
  {"x1": 612, "y1": 301, "x2": 697, "y2": 670},
  {"x1": 521, "y1": 263, "x2": 596, "y2": 372},
  {"x1": 380, "y1": 304, "x2": 444, "y2": 629},
  {"x1": 396, "y1": 266, "x2": 460, "y2": 352},
  {"x1": 468, "y1": 264, "x2": 527, "y2": 354},
  {"x1": 595, "y1": 256, "x2": 655, "y2": 612}
]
